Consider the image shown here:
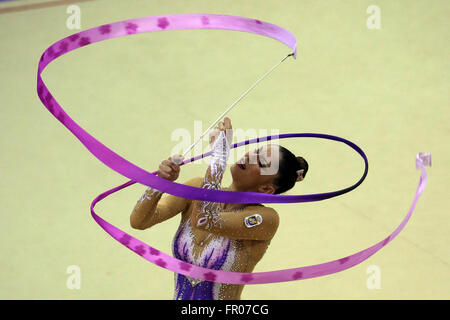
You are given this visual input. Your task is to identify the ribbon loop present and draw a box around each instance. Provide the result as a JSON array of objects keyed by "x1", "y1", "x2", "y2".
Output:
[{"x1": 36, "y1": 14, "x2": 430, "y2": 285}]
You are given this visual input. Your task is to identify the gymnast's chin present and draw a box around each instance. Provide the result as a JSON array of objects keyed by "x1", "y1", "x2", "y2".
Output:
[{"x1": 130, "y1": 118, "x2": 308, "y2": 300}]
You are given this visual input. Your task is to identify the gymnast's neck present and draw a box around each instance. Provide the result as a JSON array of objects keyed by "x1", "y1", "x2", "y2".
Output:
[{"x1": 221, "y1": 182, "x2": 263, "y2": 211}]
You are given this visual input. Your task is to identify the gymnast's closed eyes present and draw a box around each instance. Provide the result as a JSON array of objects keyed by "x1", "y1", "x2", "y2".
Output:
[{"x1": 130, "y1": 117, "x2": 308, "y2": 300}]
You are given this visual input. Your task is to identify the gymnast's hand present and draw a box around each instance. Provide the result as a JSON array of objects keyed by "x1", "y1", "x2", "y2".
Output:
[
  {"x1": 157, "y1": 155, "x2": 183, "y2": 181},
  {"x1": 209, "y1": 117, "x2": 233, "y2": 146}
]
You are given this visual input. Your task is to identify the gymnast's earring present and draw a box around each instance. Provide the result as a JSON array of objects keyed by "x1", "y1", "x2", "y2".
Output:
[{"x1": 296, "y1": 169, "x2": 304, "y2": 182}]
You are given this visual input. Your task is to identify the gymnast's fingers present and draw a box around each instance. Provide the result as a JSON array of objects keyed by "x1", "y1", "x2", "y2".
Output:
[
  {"x1": 209, "y1": 128, "x2": 220, "y2": 145},
  {"x1": 159, "y1": 163, "x2": 172, "y2": 174},
  {"x1": 157, "y1": 170, "x2": 171, "y2": 179},
  {"x1": 223, "y1": 117, "x2": 232, "y2": 129},
  {"x1": 158, "y1": 166, "x2": 177, "y2": 180},
  {"x1": 163, "y1": 158, "x2": 180, "y2": 173},
  {"x1": 223, "y1": 117, "x2": 233, "y2": 144}
]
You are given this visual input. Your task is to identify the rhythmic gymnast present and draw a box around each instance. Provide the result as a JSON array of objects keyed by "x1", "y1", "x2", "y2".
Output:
[{"x1": 130, "y1": 117, "x2": 308, "y2": 300}]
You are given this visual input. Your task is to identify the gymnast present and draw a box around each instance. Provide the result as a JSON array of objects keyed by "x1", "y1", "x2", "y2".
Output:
[{"x1": 130, "y1": 117, "x2": 308, "y2": 300}]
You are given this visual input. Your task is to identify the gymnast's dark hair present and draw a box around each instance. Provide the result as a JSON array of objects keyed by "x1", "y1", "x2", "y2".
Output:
[{"x1": 273, "y1": 146, "x2": 309, "y2": 194}]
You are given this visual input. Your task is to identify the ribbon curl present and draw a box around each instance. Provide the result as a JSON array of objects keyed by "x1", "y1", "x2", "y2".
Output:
[{"x1": 36, "y1": 13, "x2": 430, "y2": 285}]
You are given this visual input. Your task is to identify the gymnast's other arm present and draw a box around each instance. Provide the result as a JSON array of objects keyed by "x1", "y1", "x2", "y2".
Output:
[{"x1": 130, "y1": 156, "x2": 201, "y2": 230}]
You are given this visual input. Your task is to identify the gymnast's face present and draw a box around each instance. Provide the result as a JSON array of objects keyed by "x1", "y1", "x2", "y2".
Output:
[{"x1": 230, "y1": 144, "x2": 280, "y2": 194}]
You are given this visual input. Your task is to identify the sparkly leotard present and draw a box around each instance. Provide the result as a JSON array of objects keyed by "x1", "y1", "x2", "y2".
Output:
[{"x1": 172, "y1": 216, "x2": 238, "y2": 300}]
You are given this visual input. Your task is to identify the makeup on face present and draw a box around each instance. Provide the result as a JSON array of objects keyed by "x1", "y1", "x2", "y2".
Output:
[{"x1": 236, "y1": 146, "x2": 272, "y2": 170}]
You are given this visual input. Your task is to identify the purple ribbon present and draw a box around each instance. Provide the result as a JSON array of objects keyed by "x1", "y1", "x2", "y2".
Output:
[{"x1": 37, "y1": 13, "x2": 431, "y2": 284}]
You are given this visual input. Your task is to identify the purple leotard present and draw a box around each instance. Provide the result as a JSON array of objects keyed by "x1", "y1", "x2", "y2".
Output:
[{"x1": 172, "y1": 219, "x2": 237, "y2": 300}]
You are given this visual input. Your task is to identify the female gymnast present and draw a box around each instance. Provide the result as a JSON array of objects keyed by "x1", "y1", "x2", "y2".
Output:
[{"x1": 130, "y1": 117, "x2": 308, "y2": 300}]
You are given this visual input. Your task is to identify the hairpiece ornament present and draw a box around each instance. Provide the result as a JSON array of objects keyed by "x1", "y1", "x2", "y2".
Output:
[{"x1": 296, "y1": 169, "x2": 304, "y2": 182}]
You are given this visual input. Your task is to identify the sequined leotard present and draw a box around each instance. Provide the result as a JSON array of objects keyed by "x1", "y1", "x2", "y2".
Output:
[{"x1": 173, "y1": 130, "x2": 246, "y2": 299}]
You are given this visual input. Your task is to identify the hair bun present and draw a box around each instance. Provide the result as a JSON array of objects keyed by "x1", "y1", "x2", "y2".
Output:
[
  {"x1": 296, "y1": 156, "x2": 309, "y2": 179},
  {"x1": 274, "y1": 146, "x2": 309, "y2": 194}
]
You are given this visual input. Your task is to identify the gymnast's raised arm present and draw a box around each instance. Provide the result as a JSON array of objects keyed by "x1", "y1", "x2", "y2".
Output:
[
  {"x1": 190, "y1": 118, "x2": 233, "y2": 229},
  {"x1": 130, "y1": 155, "x2": 201, "y2": 230}
]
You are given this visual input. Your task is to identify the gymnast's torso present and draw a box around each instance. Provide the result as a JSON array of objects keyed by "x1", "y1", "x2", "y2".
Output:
[{"x1": 171, "y1": 177, "x2": 270, "y2": 300}]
